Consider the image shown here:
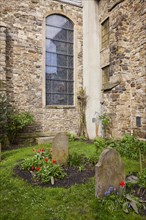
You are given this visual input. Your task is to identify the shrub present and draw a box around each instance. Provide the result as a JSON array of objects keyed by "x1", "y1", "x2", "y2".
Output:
[
  {"x1": 6, "y1": 111, "x2": 34, "y2": 143},
  {"x1": 117, "y1": 135, "x2": 146, "y2": 160},
  {"x1": 67, "y1": 152, "x2": 88, "y2": 167},
  {"x1": 99, "y1": 112, "x2": 111, "y2": 136},
  {"x1": 66, "y1": 132, "x2": 77, "y2": 141},
  {"x1": 94, "y1": 134, "x2": 146, "y2": 160},
  {"x1": 138, "y1": 168, "x2": 146, "y2": 187},
  {"x1": 94, "y1": 137, "x2": 107, "y2": 155}
]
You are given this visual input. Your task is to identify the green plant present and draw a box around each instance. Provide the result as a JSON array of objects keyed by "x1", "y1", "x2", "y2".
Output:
[
  {"x1": 99, "y1": 112, "x2": 111, "y2": 136},
  {"x1": 94, "y1": 137, "x2": 107, "y2": 155},
  {"x1": 0, "y1": 92, "x2": 9, "y2": 148},
  {"x1": 97, "y1": 184, "x2": 142, "y2": 215},
  {"x1": 6, "y1": 111, "x2": 34, "y2": 143},
  {"x1": 67, "y1": 152, "x2": 89, "y2": 168},
  {"x1": 0, "y1": 92, "x2": 7, "y2": 135},
  {"x1": 94, "y1": 135, "x2": 146, "y2": 161},
  {"x1": 138, "y1": 168, "x2": 146, "y2": 187},
  {"x1": 87, "y1": 155, "x2": 98, "y2": 165},
  {"x1": 21, "y1": 147, "x2": 66, "y2": 184},
  {"x1": 78, "y1": 165, "x2": 84, "y2": 172},
  {"x1": 66, "y1": 132, "x2": 77, "y2": 141},
  {"x1": 117, "y1": 135, "x2": 146, "y2": 160},
  {"x1": 79, "y1": 135, "x2": 87, "y2": 142},
  {"x1": 37, "y1": 161, "x2": 66, "y2": 184}
]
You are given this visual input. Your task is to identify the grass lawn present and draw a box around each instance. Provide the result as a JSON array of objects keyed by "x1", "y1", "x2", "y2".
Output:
[{"x1": 0, "y1": 141, "x2": 145, "y2": 220}]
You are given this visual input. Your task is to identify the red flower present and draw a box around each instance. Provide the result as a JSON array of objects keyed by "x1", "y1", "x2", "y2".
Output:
[
  {"x1": 38, "y1": 149, "x2": 41, "y2": 153},
  {"x1": 31, "y1": 166, "x2": 35, "y2": 170},
  {"x1": 45, "y1": 157, "x2": 49, "y2": 162},
  {"x1": 120, "y1": 181, "x2": 125, "y2": 187},
  {"x1": 52, "y1": 159, "x2": 57, "y2": 164},
  {"x1": 42, "y1": 148, "x2": 45, "y2": 152},
  {"x1": 36, "y1": 166, "x2": 41, "y2": 171}
]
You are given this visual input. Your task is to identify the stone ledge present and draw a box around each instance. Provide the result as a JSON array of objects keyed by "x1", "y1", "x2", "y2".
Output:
[
  {"x1": 45, "y1": 105, "x2": 76, "y2": 109},
  {"x1": 0, "y1": 22, "x2": 7, "y2": 28},
  {"x1": 102, "y1": 81, "x2": 120, "y2": 92},
  {"x1": 19, "y1": 131, "x2": 58, "y2": 138},
  {"x1": 36, "y1": 137, "x2": 54, "y2": 144}
]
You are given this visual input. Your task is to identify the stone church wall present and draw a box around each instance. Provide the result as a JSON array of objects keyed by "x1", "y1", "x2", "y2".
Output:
[
  {"x1": 1, "y1": 0, "x2": 83, "y2": 136},
  {"x1": 98, "y1": 0, "x2": 145, "y2": 138}
]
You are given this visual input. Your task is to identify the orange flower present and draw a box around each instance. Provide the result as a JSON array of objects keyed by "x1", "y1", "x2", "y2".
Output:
[
  {"x1": 32, "y1": 148, "x2": 36, "y2": 152},
  {"x1": 45, "y1": 157, "x2": 49, "y2": 162},
  {"x1": 36, "y1": 166, "x2": 41, "y2": 171},
  {"x1": 120, "y1": 181, "x2": 125, "y2": 187},
  {"x1": 52, "y1": 159, "x2": 56, "y2": 164},
  {"x1": 31, "y1": 166, "x2": 35, "y2": 170},
  {"x1": 37, "y1": 149, "x2": 41, "y2": 153}
]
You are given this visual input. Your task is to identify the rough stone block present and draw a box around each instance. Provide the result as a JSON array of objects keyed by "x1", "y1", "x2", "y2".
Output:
[{"x1": 36, "y1": 137, "x2": 53, "y2": 145}]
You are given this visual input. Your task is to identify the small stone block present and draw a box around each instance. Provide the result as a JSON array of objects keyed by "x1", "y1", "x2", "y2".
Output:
[{"x1": 36, "y1": 137, "x2": 53, "y2": 145}]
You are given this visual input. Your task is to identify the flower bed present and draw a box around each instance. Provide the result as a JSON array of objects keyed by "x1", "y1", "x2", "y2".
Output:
[{"x1": 19, "y1": 146, "x2": 95, "y2": 186}]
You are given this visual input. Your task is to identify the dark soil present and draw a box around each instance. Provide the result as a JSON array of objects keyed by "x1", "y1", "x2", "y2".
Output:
[
  {"x1": 127, "y1": 184, "x2": 146, "y2": 201},
  {"x1": 14, "y1": 165, "x2": 95, "y2": 188}
]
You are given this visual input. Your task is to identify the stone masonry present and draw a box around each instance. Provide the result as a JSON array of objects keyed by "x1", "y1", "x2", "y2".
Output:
[
  {"x1": 0, "y1": 23, "x2": 7, "y2": 136},
  {"x1": 1, "y1": 0, "x2": 83, "y2": 136},
  {"x1": 98, "y1": 0, "x2": 146, "y2": 138}
]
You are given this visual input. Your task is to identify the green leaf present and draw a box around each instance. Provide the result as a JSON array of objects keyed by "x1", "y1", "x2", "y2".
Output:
[
  {"x1": 126, "y1": 194, "x2": 133, "y2": 201},
  {"x1": 122, "y1": 202, "x2": 129, "y2": 213},
  {"x1": 130, "y1": 201, "x2": 139, "y2": 214},
  {"x1": 51, "y1": 176, "x2": 54, "y2": 185}
]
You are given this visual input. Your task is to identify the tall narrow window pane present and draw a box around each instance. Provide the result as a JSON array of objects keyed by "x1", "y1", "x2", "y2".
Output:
[{"x1": 46, "y1": 14, "x2": 74, "y2": 106}]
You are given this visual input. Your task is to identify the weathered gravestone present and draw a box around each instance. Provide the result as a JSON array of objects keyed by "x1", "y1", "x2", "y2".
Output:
[
  {"x1": 52, "y1": 132, "x2": 68, "y2": 165},
  {"x1": 95, "y1": 148, "x2": 125, "y2": 198}
]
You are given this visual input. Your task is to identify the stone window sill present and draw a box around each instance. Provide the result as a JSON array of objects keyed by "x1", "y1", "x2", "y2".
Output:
[
  {"x1": 45, "y1": 105, "x2": 76, "y2": 109},
  {"x1": 102, "y1": 81, "x2": 120, "y2": 91}
]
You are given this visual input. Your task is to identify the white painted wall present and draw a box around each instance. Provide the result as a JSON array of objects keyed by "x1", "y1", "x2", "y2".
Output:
[{"x1": 83, "y1": 0, "x2": 102, "y2": 139}]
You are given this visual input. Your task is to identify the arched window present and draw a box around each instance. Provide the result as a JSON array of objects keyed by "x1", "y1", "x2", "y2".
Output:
[{"x1": 45, "y1": 14, "x2": 74, "y2": 106}]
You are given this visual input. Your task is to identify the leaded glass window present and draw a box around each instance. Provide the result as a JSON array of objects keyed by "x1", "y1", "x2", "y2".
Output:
[{"x1": 45, "y1": 15, "x2": 74, "y2": 105}]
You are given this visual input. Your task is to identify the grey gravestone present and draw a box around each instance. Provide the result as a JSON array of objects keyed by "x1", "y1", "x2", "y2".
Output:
[
  {"x1": 95, "y1": 148, "x2": 125, "y2": 198},
  {"x1": 52, "y1": 132, "x2": 68, "y2": 165}
]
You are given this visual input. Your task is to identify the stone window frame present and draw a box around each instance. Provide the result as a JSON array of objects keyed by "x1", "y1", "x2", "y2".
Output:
[
  {"x1": 101, "y1": 17, "x2": 109, "y2": 49},
  {"x1": 42, "y1": 12, "x2": 77, "y2": 109},
  {"x1": 102, "y1": 65, "x2": 110, "y2": 88},
  {"x1": 102, "y1": 64, "x2": 121, "y2": 91},
  {"x1": 45, "y1": 14, "x2": 74, "y2": 106}
]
